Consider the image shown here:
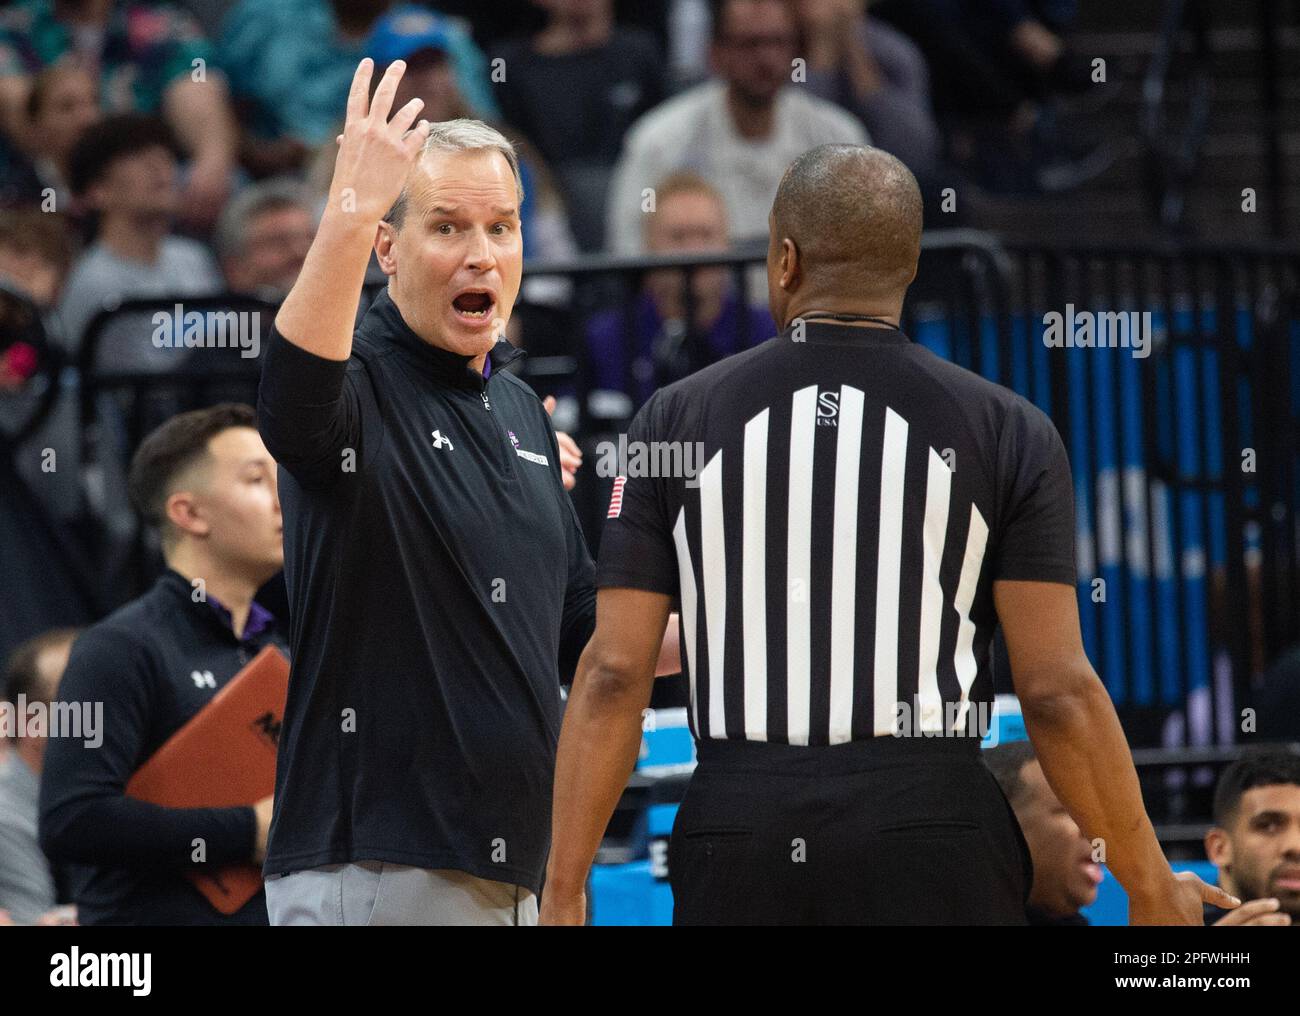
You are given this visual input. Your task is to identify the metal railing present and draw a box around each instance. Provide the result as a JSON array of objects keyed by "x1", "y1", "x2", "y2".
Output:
[{"x1": 1002, "y1": 244, "x2": 1300, "y2": 746}]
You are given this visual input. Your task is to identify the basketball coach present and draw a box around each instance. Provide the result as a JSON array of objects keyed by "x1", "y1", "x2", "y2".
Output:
[
  {"x1": 257, "y1": 59, "x2": 675, "y2": 925},
  {"x1": 540, "y1": 144, "x2": 1237, "y2": 926}
]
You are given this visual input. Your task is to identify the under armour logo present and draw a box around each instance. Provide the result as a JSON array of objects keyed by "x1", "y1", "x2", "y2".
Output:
[
  {"x1": 431, "y1": 430, "x2": 455, "y2": 451},
  {"x1": 191, "y1": 670, "x2": 216, "y2": 689}
]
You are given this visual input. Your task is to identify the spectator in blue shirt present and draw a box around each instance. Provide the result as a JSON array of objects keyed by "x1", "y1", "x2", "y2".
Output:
[{"x1": 362, "y1": 6, "x2": 577, "y2": 267}]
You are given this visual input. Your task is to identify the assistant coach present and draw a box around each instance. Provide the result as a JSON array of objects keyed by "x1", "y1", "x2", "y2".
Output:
[
  {"x1": 541, "y1": 144, "x2": 1236, "y2": 926},
  {"x1": 257, "y1": 59, "x2": 674, "y2": 925}
]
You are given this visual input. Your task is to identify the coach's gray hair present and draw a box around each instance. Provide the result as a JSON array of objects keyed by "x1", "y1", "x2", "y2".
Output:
[
  {"x1": 212, "y1": 176, "x2": 316, "y2": 260},
  {"x1": 385, "y1": 119, "x2": 524, "y2": 230}
]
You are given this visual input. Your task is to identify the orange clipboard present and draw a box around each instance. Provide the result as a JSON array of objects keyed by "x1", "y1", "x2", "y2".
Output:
[{"x1": 125, "y1": 645, "x2": 289, "y2": 915}]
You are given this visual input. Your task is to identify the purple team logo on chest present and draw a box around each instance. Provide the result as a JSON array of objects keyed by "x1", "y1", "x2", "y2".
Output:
[{"x1": 508, "y1": 430, "x2": 520, "y2": 449}]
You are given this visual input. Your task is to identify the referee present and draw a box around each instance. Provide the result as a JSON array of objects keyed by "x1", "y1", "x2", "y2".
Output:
[{"x1": 540, "y1": 144, "x2": 1236, "y2": 925}]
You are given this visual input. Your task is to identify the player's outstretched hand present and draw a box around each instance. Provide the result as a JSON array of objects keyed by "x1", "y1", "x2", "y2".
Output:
[
  {"x1": 1212, "y1": 897, "x2": 1292, "y2": 926},
  {"x1": 1130, "y1": 869, "x2": 1240, "y2": 925},
  {"x1": 327, "y1": 58, "x2": 431, "y2": 226}
]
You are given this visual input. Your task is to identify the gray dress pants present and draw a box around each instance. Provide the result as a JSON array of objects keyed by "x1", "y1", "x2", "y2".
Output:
[{"x1": 265, "y1": 862, "x2": 538, "y2": 926}]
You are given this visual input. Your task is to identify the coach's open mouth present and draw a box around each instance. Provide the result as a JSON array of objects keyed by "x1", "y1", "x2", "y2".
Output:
[{"x1": 451, "y1": 289, "x2": 495, "y2": 324}]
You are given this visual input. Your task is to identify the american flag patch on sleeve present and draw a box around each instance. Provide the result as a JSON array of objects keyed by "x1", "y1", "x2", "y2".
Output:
[{"x1": 607, "y1": 475, "x2": 627, "y2": 518}]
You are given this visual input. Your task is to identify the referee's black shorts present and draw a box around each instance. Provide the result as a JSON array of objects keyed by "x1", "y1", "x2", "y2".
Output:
[{"x1": 669, "y1": 734, "x2": 1032, "y2": 925}]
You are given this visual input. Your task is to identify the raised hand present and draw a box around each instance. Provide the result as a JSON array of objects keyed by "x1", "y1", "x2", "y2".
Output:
[{"x1": 326, "y1": 58, "x2": 432, "y2": 226}]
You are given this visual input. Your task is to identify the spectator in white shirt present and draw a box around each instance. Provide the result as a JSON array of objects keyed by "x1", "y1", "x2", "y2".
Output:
[
  {"x1": 605, "y1": 0, "x2": 867, "y2": 255},
  {"x1": 57, "y1": 114, "x2": 222, "y2": 354}
]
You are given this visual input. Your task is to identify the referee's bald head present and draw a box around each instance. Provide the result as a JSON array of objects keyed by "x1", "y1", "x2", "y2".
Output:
[{"x1": 767, "y1": 144, "x2": 923, "y2": 324}]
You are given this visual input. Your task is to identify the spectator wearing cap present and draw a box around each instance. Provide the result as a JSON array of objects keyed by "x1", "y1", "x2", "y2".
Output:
[
  {"x1": 218, "y1": 0, "x2": 498, "y2": 164},
  {"x1": 0, "y1": 0, "x2": 239, "y2": 231},
  {"x1": 492, "y1": 0, "x2": 666, "y2": 251},
  {"x1": 214, "y1": 177, "x2": 317, "y2": 302},
  {"x1": 303, "y1": 9, "x2": 580, "y2": 300},
  {"x1": 301, "y1": 5, "x2": 480, "y2": 198},
  {"x1": 368, "y1": 5, "x2": 476, "y2": 123},
  {"x1": 585, "y1": 171, "x2": 772, "y2": 406},
  {"x1": 56, "y1": 113, "x2": 222, "y2": 353},
  {"x1": 364, "y1": 7, "x2": 579, "y2": 274},
  {"x1": 605, "y1": 0, "x2": 867, "y2": 254}
]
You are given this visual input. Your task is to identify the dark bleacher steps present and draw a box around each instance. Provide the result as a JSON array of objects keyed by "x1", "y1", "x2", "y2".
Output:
[{"x1": 972, "y1": 11, "x2": 1299, "y2": 243}]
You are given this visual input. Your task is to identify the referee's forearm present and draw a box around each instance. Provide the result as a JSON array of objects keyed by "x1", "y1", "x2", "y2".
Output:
[
  {"x1": 274, "y1": 207, "x2": 376, "y2": 361},
  {"x1": 1020, "y1": 671, "x2": 1175, "y2": 901},
  {"x1": 546, "y1": 655, "x2": 652, "y2": 897}
]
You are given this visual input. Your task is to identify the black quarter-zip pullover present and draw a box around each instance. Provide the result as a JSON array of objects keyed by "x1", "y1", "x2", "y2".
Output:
[
  {"x1": 257, "y1": 288, "x2": 596, "y2": 894},
  {"x1": 38, "y1": 569, "x2": 284, "y2": 924}
]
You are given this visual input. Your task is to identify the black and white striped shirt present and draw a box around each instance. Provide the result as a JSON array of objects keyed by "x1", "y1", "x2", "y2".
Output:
[{"x1": 597, "y1": 320, "x2": 1076, "y2": 746}]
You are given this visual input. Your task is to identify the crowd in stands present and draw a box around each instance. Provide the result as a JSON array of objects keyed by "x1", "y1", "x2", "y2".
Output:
[
  {"x1": 0, "y1": 0, "x2": 1114, "y2": 602},
  {"x1": 0, "y1": 0, "x2": 1108, "y2": 365}
]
